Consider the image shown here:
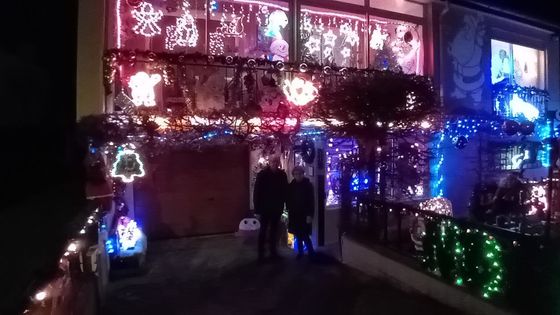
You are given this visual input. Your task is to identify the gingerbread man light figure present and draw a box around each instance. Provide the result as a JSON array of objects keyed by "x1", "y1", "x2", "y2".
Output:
[{"x1": 129, "y1": 71, "x2": 161, "y2": 107}]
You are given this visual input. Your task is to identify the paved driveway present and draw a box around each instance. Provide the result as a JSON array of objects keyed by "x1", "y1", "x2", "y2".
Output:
[{"x1": 103, "y1": 235, "x2": 458, "y2": 315}]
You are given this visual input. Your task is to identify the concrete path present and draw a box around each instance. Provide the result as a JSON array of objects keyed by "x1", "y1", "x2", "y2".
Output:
[{"x1": 103, "y1": 235, "x2": 459, "y2": 315}]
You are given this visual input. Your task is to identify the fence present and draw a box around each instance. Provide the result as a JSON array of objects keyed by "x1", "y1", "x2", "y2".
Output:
[{"x1": 340, "y1": 195, "x2": 560, "y2": 314}]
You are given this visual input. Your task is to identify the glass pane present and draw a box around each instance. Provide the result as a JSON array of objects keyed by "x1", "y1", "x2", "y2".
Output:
[
  {"x1": 370, "y1": 0, "x2": 424, "y2": 18},
  {"x1": 512, "y1": 44, "x2": 545, "y2": 88},
  {"x1": 117, "y1": 0, "x2": 207, "y2": 53},
  {"x1": 300, "y1": 5, "x2": 366, "y2": 68},
  {"x1": 368, "y1": 16, "x2": 423, "y2": 74},
  {"x1": 209, "y1": 0, "x2": 290, "y2": 60},
  {"x1": 491, "y1": 39, "x2": 545, "y2": 89}
]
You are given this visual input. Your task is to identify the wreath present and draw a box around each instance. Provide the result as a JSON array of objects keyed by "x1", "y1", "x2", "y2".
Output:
[{"x1": 300, "y1": 140, "x2": 315, "y2": 164}]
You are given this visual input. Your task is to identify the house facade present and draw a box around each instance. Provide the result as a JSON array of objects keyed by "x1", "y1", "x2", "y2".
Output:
[{"x1": 76, "y1": 0, "x2": 560, "y2": 243}]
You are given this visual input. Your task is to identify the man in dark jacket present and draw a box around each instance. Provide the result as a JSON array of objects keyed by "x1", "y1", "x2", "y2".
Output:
[
  {"x1": 287, "y1": 166, "x2": 315, "y2": 259},
  {"x1": 254, "y1": 156, "x2": 288, "y2": 260}
]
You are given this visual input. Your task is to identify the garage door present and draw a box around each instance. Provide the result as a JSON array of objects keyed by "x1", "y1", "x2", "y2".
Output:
[{"x1": 134, "y1": 145, "x2": 250, "y2": 239}]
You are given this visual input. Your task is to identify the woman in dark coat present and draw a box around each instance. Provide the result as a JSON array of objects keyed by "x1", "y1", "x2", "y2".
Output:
[{"x1": 287, "y1": 166, "x2": 315, "y2": 258}]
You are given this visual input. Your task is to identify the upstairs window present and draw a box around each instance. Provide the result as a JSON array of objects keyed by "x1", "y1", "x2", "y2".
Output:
[
  {"x1": 300, "y1": 6, "x2": 366, "y2": 68},
  {"x1": 491, "y1": 39, "x2": 545, "y2": 89}
]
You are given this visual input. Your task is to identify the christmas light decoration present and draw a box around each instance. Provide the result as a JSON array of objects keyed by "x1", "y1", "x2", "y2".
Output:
[
  {"x1": 509, "y1": 94, "x2": 540, "y2": 121},
  {"x1": 350, "y1": 171, "x2": 370, "y2": 192},
  {"x1": 209, "y1": 32, "x2": 225, "y2": 55},
  {"x1": 419, "y1": 197, "x2": 452, "y2": 216},
  {"x1": 116, "y1": 0, "x2": 122, "y2": 48},
  {"x1": 165, "y1": 1, "x2": 199, "y2": 50},
  {"x1": 370, "y1": 25, "x2": 388, "y2": 50},
  {"x1": 430, "y1": 133, "x2": 445, "y2": 197},
  {"x1": 265, "y1": 9, "x2": 288, "y2": 39},
  {"x1": 528, "y1": 184, "x2": 548, "y2": 215},
  {"x1": 481, "y1": 235, "x2": 504, "y2": 299},
  {"x1": 283, "y1": 77, "x2": 318, "y2": 106},
  {"x1": 422, "y1": 219, "x2": 504, "y2": 300},
  {"x1": 304, "y1": 36, "x2": 320, "y2": 55},
  {"x1": 493, "y1": 84, "x2": 548, "y2": 120},
  {"x1": 111, "y1": 149, "x2": 146, "y2": 183},
  {"x1": 323, "y1": 46, "x2": 333, "y2": 60},
  {"x1": 322, "y1": 30, "x2": 337, "y2": 47},
  {"x1": 302, "y1": 13, "x2": 313, "y2": 33},
  {"x1": 209, "y1": 0, "x2": 218, "y2": 12},
  {"x1": 219, "y1": 15, "x2": 245, "y2": 38},
  {"x1": 340, "y1": 47, "x2": 351, "y2": 59},
  {"x1": 345, "y1": 30, "x2": 359, "y2": 47},
  {"x1": 131, "y1": 2, "x2": 163, "y2": 37},
  {"x1": 116, "y1": 216, "x2": 143, "y2": 250},
  {"x1": 128, "y1": 71, "x2": 161, "y2": 107}
]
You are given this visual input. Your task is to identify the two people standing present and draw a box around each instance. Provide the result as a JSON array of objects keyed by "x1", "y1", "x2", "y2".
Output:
[{"x1": 253, "y1": 157, "x2": 315, "y2": 261}]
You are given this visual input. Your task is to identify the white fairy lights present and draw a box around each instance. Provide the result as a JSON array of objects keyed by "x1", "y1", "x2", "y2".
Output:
[
  {"x1": 129, "y1": 71, "x2": 161, "y2": 107},
  {"x1": 419, "y1": 197, "x2": 453, "y2": 216},
  {"x1": 166, "y1": 1, "x2": 199, "y2": 50},
  {"x1": 131, "y1": 2, "x2": 163, "y2": 37},
  {"x1": 283, "y1": 77, "x2": 318, "y2": 107}
]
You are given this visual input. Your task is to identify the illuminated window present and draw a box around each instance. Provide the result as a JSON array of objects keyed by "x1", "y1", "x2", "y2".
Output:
[
  {"x1": 491, "y1": 39, "x2": 545, "y2": 89},
  {"x1": 209, "y1": 0, "x2": 290, "y2": 60},
  {"x1": 492, "y1": 142, "x2": 541, "y2": 171},
  {"x1": 116, "y1": 0, "x2": 207, "y2": 53},
  {"x1": 369, "y1": 17, "x2": 423, "y2": 74},
  {"x1": 326, "y1": 138, "x2": 359, "y2": 208},
  {"x1": 300, "y1": 6, "x2": 366, "y2": 68}
]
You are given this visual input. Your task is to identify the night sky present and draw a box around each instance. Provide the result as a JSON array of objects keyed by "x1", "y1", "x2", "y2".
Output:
[{"x1": 453, "y1": 0, "x2": 560, "y2": 28}]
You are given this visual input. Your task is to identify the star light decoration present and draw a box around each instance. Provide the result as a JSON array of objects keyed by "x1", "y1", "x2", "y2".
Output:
[
  {"x1": 131, "y1": 2, "x2": 163, "y2": 37},
  {"x1": 283, "y1": 77, "x2": 318, "y2": 106},
  {"x1": 322, "y1": 30, "x2": 338, "y2": 47},
  {"x1": 340, "y1": 23, "x2": 359, "y2": 47},
  {"x1": 370, "y1": 24, "x2": 388, "y2": 50},
  {"x1": 165, "y1": 1, "x2": 199, "y2": 50},
  {"x1": 340, "y1": 47, "x2": 351, "y2": 59},
  {"x1": 323, "y1": 46, "x2": 333, "y2": 60},
  {"x1": 305, "y1": 36, "x2": 321, "y2": 55}
]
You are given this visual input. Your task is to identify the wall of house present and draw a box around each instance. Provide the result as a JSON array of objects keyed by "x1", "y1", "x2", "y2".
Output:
[
  {"x1": 438, "y1": 4, "x2": 560, "y2": 214},
  {"x1": 77, "y1": 0, "x2": 107, "y2": 119}
]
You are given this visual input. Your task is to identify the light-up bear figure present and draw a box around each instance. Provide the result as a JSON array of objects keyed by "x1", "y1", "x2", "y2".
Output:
[
  {"x1": 265, "y1": 10, "x2": 288, "y2": 40},
  {"x1": 129, "y1": 71, "x2": 162, "y2": 107}
]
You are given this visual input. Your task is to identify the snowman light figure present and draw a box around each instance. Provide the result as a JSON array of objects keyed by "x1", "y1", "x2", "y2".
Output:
[
  {"x1": 270, "y1": 39, "x2": 289, "y2": 61},
  {"x1": 129, "y1": 71, "x2": 162, "y2": 107}
]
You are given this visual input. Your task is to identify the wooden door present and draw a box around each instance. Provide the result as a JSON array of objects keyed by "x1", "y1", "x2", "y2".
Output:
[{"x1": 135, "y1": 145, "x2": 250, "y2": 239}]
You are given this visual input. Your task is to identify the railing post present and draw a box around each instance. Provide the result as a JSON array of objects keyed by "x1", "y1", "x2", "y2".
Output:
[
  {"x1": 383, "y1": 204, "x2": 388, "y2": 243},
  {"x1": 397, "y1": 207, "x2": 402, "y2": 249}
]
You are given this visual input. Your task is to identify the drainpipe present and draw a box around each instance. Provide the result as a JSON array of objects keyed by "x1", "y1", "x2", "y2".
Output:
[{"x1": 438, "y1": 1, "x2": 450, "y2": 109}]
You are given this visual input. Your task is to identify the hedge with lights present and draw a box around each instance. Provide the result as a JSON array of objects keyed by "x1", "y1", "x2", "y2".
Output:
[{"x1": 422, "y1": 218, "x2": 504, "y2": 299}]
